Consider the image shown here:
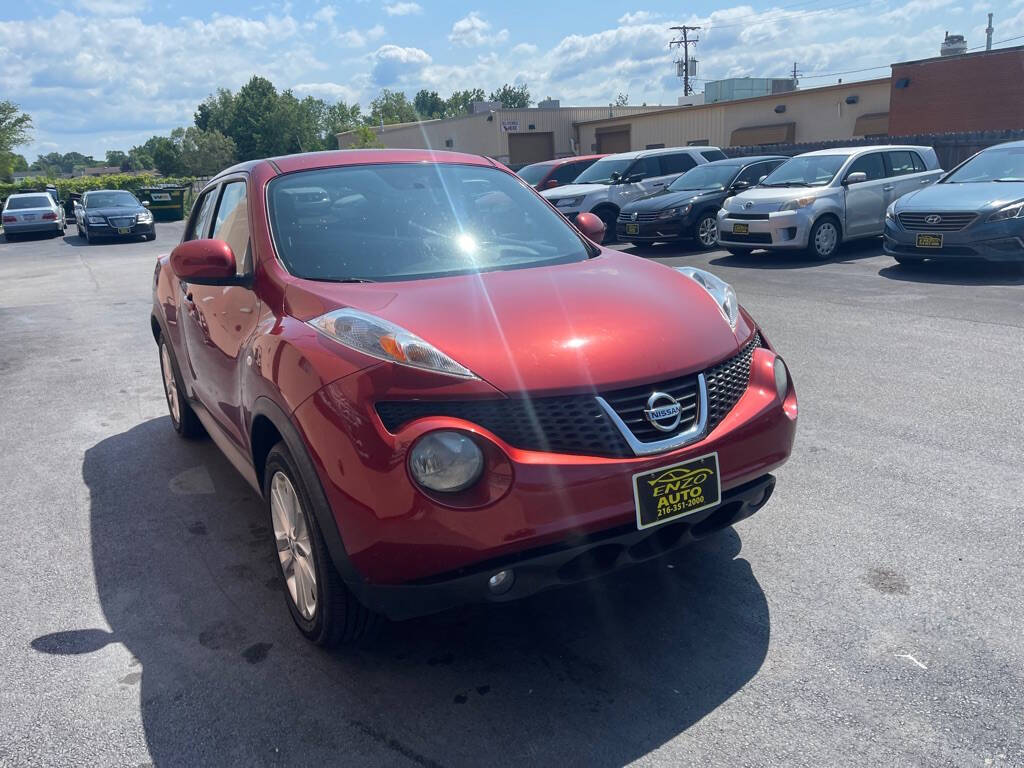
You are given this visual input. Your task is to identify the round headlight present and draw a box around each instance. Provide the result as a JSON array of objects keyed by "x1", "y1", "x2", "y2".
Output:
[
  {"x1": 408, "y1": 431, "x2": 484, "y2": 493},
  {"x1": 773, "y1": 357, "x2": 789, "y2": 400}
]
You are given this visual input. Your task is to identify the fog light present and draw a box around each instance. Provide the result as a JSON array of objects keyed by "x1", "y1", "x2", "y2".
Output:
[
  {"x1": 773, "y1": 356, "x2": 789, "y2": 400},
  {"x1": 408, "y1": 430, "x2": 483, "y2": 492},
  {"x1": 488, "y1": 569, "x2": 515, "y2": 595}
]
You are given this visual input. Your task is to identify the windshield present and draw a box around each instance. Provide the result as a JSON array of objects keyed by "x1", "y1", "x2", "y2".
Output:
[
  {"x1": 760, "y1": 155, "x2": 847, "y2": 187},
  {"x1": 86, "y1": 191, "x2": 140, "y2": 208},
  {"x1": 268, "y1": 163, "x2": 591, "y2": 282},
  {"x1": 573, "y1": 158, "x2": 633, "y2": 185},
  {"x1": 944, "y1": 147, "x2": 1024, "y2": 183},
  {"x1": 669, "y1": 165, "x2": 740, "y2": 191},
  {"x1": 516, "y1": 163, "x2": 551, "y2": 186},
  {"x1": 6, "y1": 195, "x2": 53, "y2": 210}
]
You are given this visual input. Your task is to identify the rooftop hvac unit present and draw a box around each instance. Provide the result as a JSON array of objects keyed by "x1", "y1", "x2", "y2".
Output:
[{"x1": 940, "y1": 32, "x2": 967, "y2": 56}]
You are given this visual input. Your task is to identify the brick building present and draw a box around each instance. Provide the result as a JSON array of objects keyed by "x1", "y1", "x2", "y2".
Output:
[{"x1": 888, "y1": 45, "x2": 1024, "y2": 135}]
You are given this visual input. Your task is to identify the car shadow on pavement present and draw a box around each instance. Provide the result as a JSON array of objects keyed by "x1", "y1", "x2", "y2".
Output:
[
  {"x1": 878, "y1": 260, "x2": 1024, "y2": 286},
  {"x1": 710, "y1": 237, "x2": 883, "y2": 269},
  {"x1": 34, "y1": 418, "x2": 770, "y2": 767},
  {"x1": 61, "y1": 233, "x2": 90, "y2": 247}
]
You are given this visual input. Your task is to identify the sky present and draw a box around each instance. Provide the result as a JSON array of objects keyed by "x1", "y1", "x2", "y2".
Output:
[{"x1": 1, "y1": 0, "x2": 1021, "y2": 160}]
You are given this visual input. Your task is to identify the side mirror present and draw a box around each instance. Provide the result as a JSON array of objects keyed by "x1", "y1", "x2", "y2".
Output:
[
  {"x1": 731, "y1": 180, "x2": 751, "y2": 191},
  {"x1": 624, "y1": 174, "x2": 644, "y2": 184},
  {"x1": 544, "y1": 179, "x2": 559, "y2": 190},
  {"x1": 170, "y1": 239, "x2": 246, "y2": 286},
  {"x1": 845, "y1": 171, "x2": 867, "y2": 185},
  {"x1": 574, "y1": 212, "x2": 606, "y2": 243},
  {"x1": 141, "y1": 200, "x2": 151, "y2": 207}
]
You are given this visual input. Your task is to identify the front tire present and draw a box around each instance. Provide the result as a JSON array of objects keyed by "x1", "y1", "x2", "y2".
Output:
[
  {"x1": 693, "y1": 213, "x2": 719, "y2": 250},
  {"x1": 158, "y1": 336, "x2": 204, "y2": 438},
  {"x1": 806, "y1": 216, "x2": 840, "y2": 260},
  {"x1": 264, "y1": 442, "x2": 379, "y2": 647}
]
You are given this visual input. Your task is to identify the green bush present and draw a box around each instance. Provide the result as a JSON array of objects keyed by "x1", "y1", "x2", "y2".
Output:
[{"x1": 0, "y1": 173, "x2": 197, "y2": 206}]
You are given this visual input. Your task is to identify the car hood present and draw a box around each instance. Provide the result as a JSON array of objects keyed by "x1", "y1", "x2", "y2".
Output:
[
  {"x1": 731, "y1": 186, "x2": 827, "y2": 205},
  {"x1": 623, "y1": 188, "x2": 724, "y2": 212},
  {"x1": 541, "y1": 183, "x2": 607, "y2": 200},
  {"x1": 286, "y1": 251, "x2": 744, "y2": 396},
  {"x1": 86, "y1": 205, "x2": 146, "y2": 217},
  {"x1": 894, "y1": 182, "x2": 1024, "y2": 211}
]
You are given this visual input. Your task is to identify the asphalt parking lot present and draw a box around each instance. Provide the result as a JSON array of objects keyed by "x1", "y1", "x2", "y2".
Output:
[{"x1": 1, "y1": 222, "x2": 1022, "y2": 767}]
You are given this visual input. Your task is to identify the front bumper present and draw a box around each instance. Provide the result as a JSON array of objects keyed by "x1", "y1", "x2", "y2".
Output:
[
  {"x1": 293, "y1": 340, "x2": 797, "y2": 603},
  {"x1": 717, "y1": 209, "x2": 811, "y2": 250},
  {"x1": 616, "y1": 215, "x2": 690, "y2": 242},
  {"x1": 84, "y1": 220, "x2": 155, "y2": 238},
  {"x1": 352, "y1": 474, "x2": 776, "y2": 620},
  {"x1": 883, "y1": 219, "x2": 1024, "y2": 262}
]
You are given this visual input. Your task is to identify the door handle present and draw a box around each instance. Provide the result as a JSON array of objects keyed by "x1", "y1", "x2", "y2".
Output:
[
  {"x1": 882, "y1": 186, "x2": 894, "y2": 192},
  {"x1": 920, "y1": 178, "x2": 932, "y2": 183}
]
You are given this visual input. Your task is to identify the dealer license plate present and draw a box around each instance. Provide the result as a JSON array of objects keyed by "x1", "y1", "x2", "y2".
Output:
[
  {"x1": 118, "y1": 227, "x2": 131, "y2": 235},
  {"x1": 632, "y1": 452, "x2": 721, "y2": 530},
  {"x1": 625, "y1": 223, "x2": 639, "y2": 235},
  {"x1": 732, "y1": 223, "x2": 749, "y2": 234},
  {"x1": 24, "y1": 214, "x2": 36, "y2": 220},
  {"x1": 916, "y1": 233, "x2": 942, "y2": 248}
]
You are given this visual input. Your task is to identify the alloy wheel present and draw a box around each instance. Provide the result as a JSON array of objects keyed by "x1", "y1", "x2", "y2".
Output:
[
  {"x1": 270, "y1": 471, "x2": 318, "y2": 621},
  {"x1": 160, "y1": 344, "x2": 180, "y2": 425},
  {"x1": 697, "y1": 216, "x2": 718, "y2": 248}
]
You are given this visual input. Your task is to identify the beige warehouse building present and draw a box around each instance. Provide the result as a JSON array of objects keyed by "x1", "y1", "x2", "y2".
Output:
[
  {"x1": 337, "y1": 104, "x2": 664, "y2": 166},
  {"x1": 338, "y1": 79, "x2": 892, "y2": 164}
]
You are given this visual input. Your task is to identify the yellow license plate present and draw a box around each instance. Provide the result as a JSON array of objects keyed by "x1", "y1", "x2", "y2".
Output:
[
  {"x1": 118, "y1": 227, "x2": 131, "y2": 235},
  {"x1": 732, "y1": 223, "x2": 749, "y2": 234},
  {"x1": 632, "y1": 452, "x2": 721, "y2": 530},
  {"x1": 625, "y1": 223, "x2": 639, "y2": 235},
  {"x1": 916, "y1": 233, "x2": 942, "y2": 248}
]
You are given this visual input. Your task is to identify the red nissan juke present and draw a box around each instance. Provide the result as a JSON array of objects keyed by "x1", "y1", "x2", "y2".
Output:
[{"x1": 151, "y1": 149, "x2": 798, "y2": 646}]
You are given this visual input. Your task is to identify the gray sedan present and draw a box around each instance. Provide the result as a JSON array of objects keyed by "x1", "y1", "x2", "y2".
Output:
[
  {"x1": 1, "y1": 192, "x2": 66, "y2": 239},
  {"x1": 884, "y1": 140, "x2": 1024, "y2": 264}
]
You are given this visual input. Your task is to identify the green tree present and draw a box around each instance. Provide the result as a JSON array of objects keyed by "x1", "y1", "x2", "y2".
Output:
[
  {"x1": 126, "y1": 148, "x2": 154, "y2": 171},
  {"x1": 489, "y1": 83, "x2": 531, "y2": 108},
  {"x1": 0, "y1": 152, "x2": 28, "y2": 182},
  {"x1": 105, "y1": 150, "x2": 128, "y2": 169},
  {"x1": 178, "y1": 127, "x2": 236, "y2": 175},
  {"x1": 413, "y1": 89, "x2": 446, "y2": 120},
  {"x1": 143, "y1": 135, "x2": 183, "y2": 176},
  {"x1": 194, "y1": 88, "x2": 237, "y2": 135},
  {"x1": 365, "y1": 89, "x2": 418, "y2": 126},
  {"x1": 321, "y1": 102, "x2": 362, "y2": 149},
  {"x1": 614, "y1": 92, "x2": 630, "y2": 106},
  {"x1": 445, "y1": 88, "x2": 486, "y2": 116},
  {"x1": 348, "y1": 125, "x2": 384, "y2": 149},
  {"x1": 228, "y1": 76, "x2": 281, "y2": 161},
  {"x1": 0, "y1": 101, "x2": 32, "y2": 159}
]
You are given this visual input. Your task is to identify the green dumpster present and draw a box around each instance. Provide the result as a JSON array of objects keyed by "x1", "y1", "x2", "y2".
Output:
[{"x1": 137, "y1": 185, "x2": 189, "y2": 222}]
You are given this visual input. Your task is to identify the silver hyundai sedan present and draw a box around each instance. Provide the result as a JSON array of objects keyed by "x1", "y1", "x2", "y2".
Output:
[
  {"x1": 884, "y1": 140, "x2": 1024, "y2": 265},
  {"x1": 717, "y1": 146, "x2": 943, "y2": 259}
]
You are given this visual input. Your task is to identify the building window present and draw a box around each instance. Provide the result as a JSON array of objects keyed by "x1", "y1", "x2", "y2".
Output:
[{"x1": 645, "y1": 143, "x2": 665, "y2": 149}]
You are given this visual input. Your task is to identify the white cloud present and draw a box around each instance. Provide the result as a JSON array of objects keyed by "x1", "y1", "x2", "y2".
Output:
[
  {"x1": 293, "y1": 82, "x2": 361, "y2": 103},
  {"x1": 448, "y1": 12, "x2": 509, "y2": 47},
  {"x1": 618, "y1": 11, "x2": 660, "y2": 24},
  {"x1": 511, "y1": 42, "x2": 538, "y2": 55},
  {"x1": 370, "y1": 44, "x2": 431, "y2": 85},
  {"x1": 366, "y1": 24, "x2": 387, "y2": 40},
  {"x1": 73, "y1": 0, "x2": 148, "y2": 14},
  {"x1": 384, "y1": 2, "x2": 422, "y2": 16}
]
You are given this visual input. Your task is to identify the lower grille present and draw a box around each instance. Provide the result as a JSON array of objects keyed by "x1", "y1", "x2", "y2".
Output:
[
  {"x1": 729, "y1": 213, "x2": 770, "y2": 221},
  {"x1": 721, "y1": 232, "x2": 772, "y2": 244},
  {"x1": 898, "y1": 212, "x2": 976, "y2": 231},
  {"x1": 376, "y1": 333, "x2": 762, "y2": 456}
]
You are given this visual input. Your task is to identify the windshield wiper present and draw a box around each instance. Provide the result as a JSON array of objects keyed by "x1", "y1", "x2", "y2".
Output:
[
  {"x1": 337, "y1": 277, "x2": 376, "y2": 283},
  {"x1": 992, "y1": 178, "x2": 1024, "y2": 182}
]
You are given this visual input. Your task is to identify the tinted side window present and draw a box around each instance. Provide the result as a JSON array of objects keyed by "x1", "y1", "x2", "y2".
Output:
[
  {"x1": 658, "y1": 153, "x2": 698, "y2": 175},
  {"x1": 911, "y1": 152, "x2": 927, "y2": 172},
  {"x1": 887, "y1": 151, "x2": 917, "y2": 176},
  {"x1": 846, "y1": 153, "x2": 886, "y2": 181},
  {"x1": 187, "y1": 188, "x2": 219, "y2": 241},
  {"x1": 210, "y1": 181, "x2": 250, "y2": 275},
  {"x1": 551, "y1": 161, "x2": 590, "y2": 184},
  {"x1": 626, "y1": 156, "x2": 661, "y2": 179},
  {"x1": 701, "y1": 149, "x2": 728, "y2": 162},
  {"x1": 735, "y1": 162, "x2": 774, "y2": 186}
]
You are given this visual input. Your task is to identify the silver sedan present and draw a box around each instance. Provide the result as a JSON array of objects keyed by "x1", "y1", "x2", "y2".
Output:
[{"x1": 1, "y1": 192, "x2": 66, "y2": 239}]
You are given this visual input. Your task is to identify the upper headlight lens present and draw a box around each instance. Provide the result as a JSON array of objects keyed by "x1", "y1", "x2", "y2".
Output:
[
  {"x1": 554, "y1": 196, "x2": 583, "y2": 208},
  {"x1": 722, "y1": 196, "x2": 735, "y2": 210},
  {"x1": 773, "y1": 356, "x2": 789, "y2": 400},
  {"x1": 988, "y1": 201, "x2": 1024, "y2": 222},
  {"x1": 409, "y1": 431, "x2": 484, "y2": 492},
  {"x1": 779, "y1": 196, "x2": 816, "y2": 211},
  {"x1": 87, "y1": 215, "x2": 104, "y2": 224},
  {"x1": 658, "y1": 204, "x2": 692, "y2": 219},
  {"x1": 885, "y1": 203, "x2": 896, "y2": 222},
  {"x1": 675, "y1": 267, "x2": 739, "y2": 329},
  {"x1": 137, "y1": 210, "x2": 154, "y2": 223},
  {"x1": 308, "y1": 308, "x2": 476, "y2": 379}
]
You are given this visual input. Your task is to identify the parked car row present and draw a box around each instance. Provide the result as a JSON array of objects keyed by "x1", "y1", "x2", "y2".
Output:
[
  {"x1": 521, "y1": 140, "x2": 1024, "y2": 265},
  {"x1": 1, "y1": 189, "x2": 157, "y2": 244}
]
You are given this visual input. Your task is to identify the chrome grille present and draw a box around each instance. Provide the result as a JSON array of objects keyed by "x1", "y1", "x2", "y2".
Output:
[
  {"x1": 376, "y1": 333, "x2": 762, "y2": 456},
  {"x1": 108, "y1": 216, "x2": 136, "y2": 228},
  {"x1": 618, "y1": 211, "x2": 661, "y2": 222},
  {"x1": 898, "y1": 212, "x2": 976, "y2": 231}
]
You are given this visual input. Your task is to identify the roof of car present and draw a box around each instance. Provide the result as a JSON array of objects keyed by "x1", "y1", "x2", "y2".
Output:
[
  {"x1": 800, "y1": 145, "x2": 933, "y2": 157},
  {"x1": 215, "y1": 149, "x2": 499, "y2": 180},
  {"x1": 525, "y1": 154, "x2": 606, "y2": 168},
  {"x1": 989, "y1": 139, "x2": 1024, "y2": 150},
  {"x1": 704, "y1": 155, "x2": 788, "y2": 167},
  {"x1": 601, "y1": 146, "x2": 723, "y2": 162}
]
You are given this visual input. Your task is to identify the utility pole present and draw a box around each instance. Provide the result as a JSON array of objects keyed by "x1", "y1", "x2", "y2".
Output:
[
  {"x1": 669, "y1": 25, "x2": 701, "y2": 96},
  {"x1": 986, "y1": 13, "x2": 994, "y2": 50},
  {"x1": 791, "y1": 62, "x2": 802, "y2": 87}
]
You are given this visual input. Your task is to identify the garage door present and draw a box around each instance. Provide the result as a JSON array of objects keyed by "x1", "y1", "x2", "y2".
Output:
[
  {"x1": 508, "y1": 132, "x2": 555, "y2": 165},
  {"x1": 597, "y1": 129, "x2": 631, "y2": 154}
]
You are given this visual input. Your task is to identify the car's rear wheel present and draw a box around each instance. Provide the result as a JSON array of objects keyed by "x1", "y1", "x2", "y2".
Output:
[
  {"x1": 158, "y1": 336, "x2": 204, "y2": 438},
  {"x1": 807, "y1": 216, "x2": 840, "y2": 260},
  {"x1": 264, "y1": 442, "x2": 379, "y2": 647},
  {"x1": 144, "y1": 232, "x2": 156, "y2": 241},
  {"x1": 693, "y1": 213, "x2": 719, "y2": 249}
]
